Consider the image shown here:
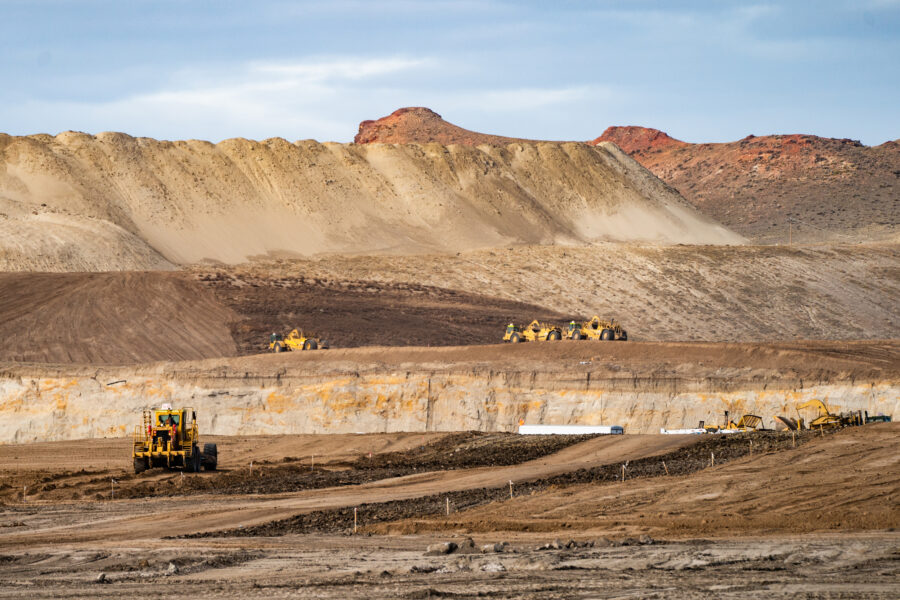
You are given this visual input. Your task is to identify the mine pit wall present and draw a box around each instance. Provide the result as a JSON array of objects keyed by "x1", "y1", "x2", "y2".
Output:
[{"x1": 0, "y1": 370, "x2": 897, "y2": 443}]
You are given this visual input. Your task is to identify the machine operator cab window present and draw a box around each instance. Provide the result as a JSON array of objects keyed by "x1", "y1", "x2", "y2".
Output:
[
  {"x1": 567, "y1": 321, "x2": 577, "y2": 333},
  {"x1": 153, "y1": 413, "x2": 180, "y2": 444},
  {"x1": 270, "y1": 333, "x2": 283, "y2": 343},
  {"x1": 158, "y1": 414, "x2": 180, "y2": 426},
  {"x1": 505, "y1": 324, "x2": 518, "y2": 335}
]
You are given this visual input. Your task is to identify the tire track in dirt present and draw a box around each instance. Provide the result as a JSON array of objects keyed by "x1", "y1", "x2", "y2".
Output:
[{"x1": 0, "y1": 434, "x2": 698, "y2": 548}]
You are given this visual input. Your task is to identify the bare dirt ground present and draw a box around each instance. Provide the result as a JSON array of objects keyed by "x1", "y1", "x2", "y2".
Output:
[
  {"x1": 205, "y1": 243, "x2": 900, "y2": 345},
  {"x1": 128, "y1": 338, "x2": 900, "y2": 383},
  {"x1": 0, "y1": 272, "x2": 238, "y2": 364},
  {"x1": 1, "y1": 427, "x2": 897, "y2": 598},
  {"x1": 193, "y1": 270, "x2": 565, "y2": 354},
  {"x1": 0, "y1": 270, "x2": 563, "y2": 363},
  {"x1": 1, "y1": 533, "x2": 897, "y2": 599},
  {"x1": 3, "y1": 338, "x2": 897, "y2": 392},
  {"x1": 2, "y1": 243, "x2": 897, "y2": 365}
]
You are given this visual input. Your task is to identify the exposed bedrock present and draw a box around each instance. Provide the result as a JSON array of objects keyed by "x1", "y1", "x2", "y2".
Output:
[{"x1": 1, "y1": 368, "x2": 895, "y2": 443}]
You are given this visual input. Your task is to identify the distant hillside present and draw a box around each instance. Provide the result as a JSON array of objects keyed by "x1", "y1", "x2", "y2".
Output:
[
  {"x1": 355, "y1": 108, "x2": 899, "y2": 243},
  {"x1": 591, "y1": 127, "x2": 900, "y2": 244}
]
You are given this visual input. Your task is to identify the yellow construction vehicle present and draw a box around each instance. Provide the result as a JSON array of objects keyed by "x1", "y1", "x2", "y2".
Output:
[
  {"x1": 269, "y1": 328, "x2": 329, "y2": 352},
  {"x1": 725, "y1": 414, "x2": 764, "y2": 431},
  {"x1": 503, "y1": 320, "x2": 562, "y2": 343},
  {"x1": 798, "y1": 399, "x2": 868, "y2": 429},
  {"x1": 774, "y1": 399, "x2": 867, "y2": 431},
  {"x1": 132, "y1": 405, "x2": 217, "y2": 474},
  {"x1": 702, "y1": 411, "x2": 764, "y2": 432},
  {"x1": 565, "y1": 316, "x2": 628, "y2": 341}
]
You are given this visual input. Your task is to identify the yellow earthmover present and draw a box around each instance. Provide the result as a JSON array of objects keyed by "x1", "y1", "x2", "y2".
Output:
[
  {"x1": 269, "y1": 328, "x2": 329, "y2": 352},
  {"x1": 503, "y1": 320, "x2": 562, "y2": 343},
  {"x1": 774, "y1": 399, "x2": 866, "y2": 431},
  {"x1": 566, "y1": 316, "x2": 628, "y2": 341},
  {"x1": 702, "y1": 411, "x2": 764, "y2": 432},
  {"x1": 132, "y1": 405, "x2": 217, "y2": 474},
  {"x1": 725, "y1": 414, "x2": 764, "y2": 431},
  {"x1": 796, "y1": 399, "x2": 844, "y2": 430}
]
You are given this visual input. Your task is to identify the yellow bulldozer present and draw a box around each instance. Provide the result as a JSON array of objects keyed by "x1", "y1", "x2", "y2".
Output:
[
  {"x1": 269, "y1": 328, "x2": 329, "y2": 352},
  {"x1": 503, "y1": 320, "x2": 562, "y2": 343},
  {"x1": 132, "y1": 405, "x2": 217, "y2": 474},
  {"x1": 565, "y1": 316, "x2": 628, "y2": 341}
]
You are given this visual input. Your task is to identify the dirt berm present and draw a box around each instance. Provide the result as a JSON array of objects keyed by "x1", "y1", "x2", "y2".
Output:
[{"x1": 0, "y1": 132, "x2": 741, "y2": 270}]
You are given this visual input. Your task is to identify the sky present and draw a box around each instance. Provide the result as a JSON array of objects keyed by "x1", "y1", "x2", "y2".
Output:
[{"x1": 1, "y1": 0, "x2": 898, "y2": 145}]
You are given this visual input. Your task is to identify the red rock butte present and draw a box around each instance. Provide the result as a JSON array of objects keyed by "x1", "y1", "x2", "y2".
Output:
[
  {"x1": 355, "y1": 107, "x2": 538, "y2": 146},
  {"x1": 590, "y1": 126, "x2": 688, "y2": 153}
]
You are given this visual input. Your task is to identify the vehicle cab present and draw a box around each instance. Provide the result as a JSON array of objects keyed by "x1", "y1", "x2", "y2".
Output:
[{"x1": 502, "y1": 323, "x2": 520, "y2": 341}]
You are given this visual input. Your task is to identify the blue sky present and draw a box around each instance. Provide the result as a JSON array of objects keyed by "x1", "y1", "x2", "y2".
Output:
[{"x1": 1, "y1": 1, "x2": 898, "y2": 144}]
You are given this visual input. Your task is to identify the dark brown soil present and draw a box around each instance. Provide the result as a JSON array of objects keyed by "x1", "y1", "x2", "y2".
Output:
[{"x1": 192, "y1": 271, "x2": 566, "y2": 353}]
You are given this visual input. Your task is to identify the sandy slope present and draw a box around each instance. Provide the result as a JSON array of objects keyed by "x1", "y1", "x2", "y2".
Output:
[
  {"x1": 0, "y1": 214, "x2": 174, "y2": 272},
  {"x1": 0, "y1": 132, "x2": 741, "y2": 270}
]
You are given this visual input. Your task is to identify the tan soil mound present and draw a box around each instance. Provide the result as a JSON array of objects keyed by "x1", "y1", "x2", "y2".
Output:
[
  {"x1": 0, "y1": 272, "x2": 238, "y2": 364},
  {"x1": 0, "y1": 131, "x2": 741, "y2": 271},
  {"x1": 591, "y1": 127, "x2": 900, "y2": 243},
  {"x1": 0, "y1": 214, "x2": 174, "y2": 271}
]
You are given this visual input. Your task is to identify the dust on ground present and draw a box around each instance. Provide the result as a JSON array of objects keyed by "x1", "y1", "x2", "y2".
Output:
[{"x1": 1, "y1": 534, "x2": 897, "y2": 599}]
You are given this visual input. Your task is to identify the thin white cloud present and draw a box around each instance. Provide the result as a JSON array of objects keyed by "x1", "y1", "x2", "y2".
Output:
[
  {"x1": 251, "y1": 57, "x2": 431, "y2": 81},
  {"x1": 2, "y1": 55, "x2": 617, "y2": 142},
  {"x1": 451, "y1": 85, "x2": 613, "y2": 112},
  {"x1": 4, "y1": 56, "x2": 435, "y2": 142}
]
